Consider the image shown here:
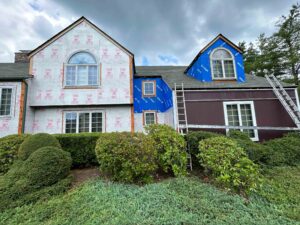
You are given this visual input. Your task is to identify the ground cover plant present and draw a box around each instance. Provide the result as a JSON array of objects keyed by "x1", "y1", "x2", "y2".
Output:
[{"x1": 0, "y1": 176, "x2": 298, "y2": 225}]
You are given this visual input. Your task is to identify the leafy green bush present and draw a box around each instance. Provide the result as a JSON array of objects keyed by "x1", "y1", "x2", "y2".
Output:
[
  {"x1": 263, "y1": 134, "x2": 300, "y2": 166},
  {"x1": 229, "y1": 130, "x2": 271, "y2": 165},
  {"x1": 145, "y1": 124, "x2": 187, "y2": 176},
  {"x1": 95, "y1": 132, "x2": 157, "y2": 184},
  {"x1": 185, "y1": 131, "x2": 221, "y2": 168},
  {"x1": 25, "y1": 147, "x2": 72, "y2": 187},
  {"x1": 0, "y1": 134, "x2": 29, "y2": 174},
  {"x1": 0, "y1": 147, "x2": 72, "y2": 211},
  {"x1": 54, "y1": 133, "x2": 100, "y2": 168},
  {"x1": 18, "y1": 133, "x2": 61, "y2": 160},
  {"x1": 185, "y1": 131, "x2": 221, "y2": 156},
  {"x1": 198, "y1": 136, "x2": 260, "y2": 194}
]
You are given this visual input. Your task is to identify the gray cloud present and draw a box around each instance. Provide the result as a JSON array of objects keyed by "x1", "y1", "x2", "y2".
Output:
[{"x1": 0, "y1": 0, "x2": 297, "y2": 65}]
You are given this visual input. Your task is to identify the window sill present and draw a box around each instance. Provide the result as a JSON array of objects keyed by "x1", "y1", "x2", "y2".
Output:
[
  {"x1": 142, "y1": 94, "x2": 156, "y2": 98},
  {"x1": 0, "y1": 115, "x2": 12, "y2": 119},
  {"x1": 212, "y1": 78, "x2": 237, "y2": 81},
  {"x1": 63, "y1": 86, "x2": 100, "y2": 89}
]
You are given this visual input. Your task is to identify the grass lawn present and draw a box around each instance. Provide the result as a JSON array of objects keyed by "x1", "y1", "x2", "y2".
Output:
[{"x1": 1, "y1": 167, "x2": 300, "y2": 225}]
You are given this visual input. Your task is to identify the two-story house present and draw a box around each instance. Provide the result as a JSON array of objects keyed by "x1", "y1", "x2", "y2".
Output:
[{"x1": 0, "y1": 17, "x2": 299, "y2": 141}]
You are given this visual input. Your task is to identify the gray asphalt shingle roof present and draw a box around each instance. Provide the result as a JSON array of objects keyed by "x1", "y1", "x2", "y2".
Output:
[
  {"x1": 135, "y1": 66, "x2": 295, "y2": 89},
  {"x1": 0, "y1": 63, "x2": 32, "y2": 80}
]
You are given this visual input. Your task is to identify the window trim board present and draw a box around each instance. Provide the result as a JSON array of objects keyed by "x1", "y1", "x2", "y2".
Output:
[
  {"x1": 0, "y1": 86, "x2": 14, "y2": 118},
  {"x1": 223, "y1": 100, "x2": 258, "y2": 141},
  {"x1": 63, "y1": 110, "x2": 105, "y2": 133},
  {"x1": 210, "y1": 47, "x2": 237, "y2": 80},
  {"x1": 142, "y1": 110, "x2": 157, "y2": 126},
  {"x1": 142, "y1": 80, "x2": 156, "y2": 97}
]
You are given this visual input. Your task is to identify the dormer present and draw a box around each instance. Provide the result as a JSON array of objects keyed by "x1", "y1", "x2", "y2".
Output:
[{"x1": 185, "y1": 34, "x2": 245, "y2": 83}]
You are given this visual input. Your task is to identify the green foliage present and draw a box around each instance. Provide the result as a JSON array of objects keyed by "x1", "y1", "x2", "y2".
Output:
[
  {"x1": 263, "y1": 134, "x2": 300, "y2": 166},
  {"x1": 258, "y1": 166, "x2": 300, "y2": 221},
  {"x1": 18, "y1": 133, "x2": 61, "y2": 160},
  {"x1": 25, "y1": 147, "x2": 72, "y2": 187},
  {"x1": 0, "y1": 177, "x2": 297, "y2": 224},
  {"x1": 0, "y1": 147, "x2": 72, "y2": 211},
  {"x1": 198, "y1": 137, "x2": 260, "y2": 194},
  {"x1": 145, "y1": 124, "x2": 187, "y2": 176},
  {"x1": 228, "y1": 130, "x2": 271, "y2": 164},
  {"x1": 0, "y1": 134, "x2": 29, "y2": 175},
  {"x1": 54, "y1": 133, "x2": 100, "y2": 167},
  {"x1": 95, "y1": 132, "x2": 157, "y2": 184},
  {"x1": 185, "y1": 130, "x2": 221, "y2": 156}
]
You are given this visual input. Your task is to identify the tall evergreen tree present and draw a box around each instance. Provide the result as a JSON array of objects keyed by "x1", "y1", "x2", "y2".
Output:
[{"x1": 275, "y1": 3, "x2": 300, "y2": 84}]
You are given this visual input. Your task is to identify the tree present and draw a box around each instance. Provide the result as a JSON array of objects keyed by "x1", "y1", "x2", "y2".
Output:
[{"x1": 275, "y1": 3, "x2": 300, "y2": 84}]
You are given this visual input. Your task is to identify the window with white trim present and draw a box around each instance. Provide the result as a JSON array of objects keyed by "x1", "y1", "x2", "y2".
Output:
[
  {"x1": 211, "y1": 48, "x2": 236, "y2": 79},
  {"x1": 223, "y1": 101, "x2": 258, "y2": 141},
  {"x1": 65, "y1": 52, "x2": 98, "y2": 87},
  {"x1": 65, "y1": 111, "x2": 103, "y2": 133},
  {"x1": 142, "y1": 81, "x2": 155, "y2": 96},
  {"x1": 144, "y1": 111, "x2": 156, "y2": 126},
  {"x1": 0, "y1": 88, "x2": 12, "y2": 116}
]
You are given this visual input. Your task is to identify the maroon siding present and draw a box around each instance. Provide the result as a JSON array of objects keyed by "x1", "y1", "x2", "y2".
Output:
[{"x1": 184, "y1": 89, "x2": 298, "y2": 141}]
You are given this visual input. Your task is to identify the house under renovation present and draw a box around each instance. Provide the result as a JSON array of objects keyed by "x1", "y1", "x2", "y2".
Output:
[{"x1": 0, "y1": 16, "x2": 299, "y2": 141}]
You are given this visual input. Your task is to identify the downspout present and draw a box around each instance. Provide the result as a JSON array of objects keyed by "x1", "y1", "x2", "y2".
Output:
[{"x1": 21, "y1": 80, "x2": 28, "y2": 133}]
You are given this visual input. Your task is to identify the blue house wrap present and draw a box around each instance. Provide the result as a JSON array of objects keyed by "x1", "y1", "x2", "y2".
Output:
[
  {"x1": 133, "y1": 77, "x2": 173, "y2": 113},
  {"x1": 186, "y1": 37, "x2": 245, "y2": 82}
]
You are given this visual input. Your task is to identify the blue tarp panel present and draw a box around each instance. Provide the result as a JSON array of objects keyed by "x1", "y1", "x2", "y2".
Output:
[
  {"x1": 186, "y1": 38, "x2": 245, "y2": 82},
  {"x1": 134, "y1": 77, "x2": 173, "y2": 113}
]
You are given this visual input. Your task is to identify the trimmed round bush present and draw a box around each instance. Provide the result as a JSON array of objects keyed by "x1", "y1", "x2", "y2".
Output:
[
  {"x1": 198, "y1": 136, "x2": 260, "y2": 194},
  {"x1": 145, "y1": 124, "x2": 187, "y2": 176},
  {"x1": 263, "y1": 133, "x2": 300, "y2": 166},
  {"x1": 95, "y1": 132, "x2": 157, "y2": 184},
  {"x1": 25, "y1": 146, "x2": 72, "y2": 187},
  {"x1": 18, "y1": 133, "x2": 61, "y2": 160}
]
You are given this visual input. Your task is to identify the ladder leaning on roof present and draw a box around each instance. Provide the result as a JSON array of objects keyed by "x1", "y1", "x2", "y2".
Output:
[
  {"x1": 265, "y1": 75, "x2": 300, "y2": 128},
  {"x1": 174, "y1": 83, "x2": 192, "y2": 170}
]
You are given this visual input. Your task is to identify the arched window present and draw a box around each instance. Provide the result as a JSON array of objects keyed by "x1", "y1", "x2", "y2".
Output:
[
  {"x1": 210, "y1": 48, "x2": 236, "y2": 79},
  {"x1": 65, "y1": 52, "x2": 98, "y2": 86}
]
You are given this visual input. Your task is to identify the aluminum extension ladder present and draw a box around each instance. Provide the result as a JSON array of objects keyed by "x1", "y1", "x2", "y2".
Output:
[
  {"x1": 265, "y1": 75, "x2": 300, "y2": 128},
  {"x1": 174, "y1": 83, "x2": 192, "y2": 170}
]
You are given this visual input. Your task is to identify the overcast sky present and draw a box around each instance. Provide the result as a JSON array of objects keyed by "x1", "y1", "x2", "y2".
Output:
[{"x1": 0, "y1": 0, "x2": 297, "y2": 65}]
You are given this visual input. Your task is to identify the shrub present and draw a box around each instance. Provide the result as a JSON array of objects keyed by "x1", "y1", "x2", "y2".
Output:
[
  {"x1": 145, "y1": 124, "x2": 187, "y2": 176},
  {"x1": 18, "y1": 133, "x2": 61, "y2": 160},
  {"x1": 228, "y1": 130, "x2": 271, "y2": 165},
  {"x1": 0, "y1": 134, "x2": 29, "y2": 174},
  {"x1": 54, "y1": 133, "x2": 100, "y2": 168},
  {"x1": 95, "y1": 132, "x2": 157, "y2": 184},
  {"x1": 25, "y1": 146, "x2": 72, "y2": 187},
  {"x1": 185, "y1": 131, "x2": 221, "y2": 168},
  {"x1": 0, "y1": 147, "x2": 72, "y2": 211},
  {"x1": 198, "y1": 136, "x2": 260, "y2": 194},
  {"x1": 264, "y1": 134, "x2": 300, "y2": 166}
]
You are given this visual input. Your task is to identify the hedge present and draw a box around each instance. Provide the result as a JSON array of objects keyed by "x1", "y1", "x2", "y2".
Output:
[
  {"x1": 228, "y1": 130, "x2": 271, "y2": 165},
  {"x1": 263, "y1": 133, "x2": 300, "y2": 166},
  {"x1": 95, "y1": 132, "x2": 157, "y2": 184},
  {"x1": 54, "y1": 133, "x2": 101, "y2": 168},
  {"x1": 18, "y1": 133, "x2": 61, "y2": 160},
  {"x1": 0, "y1": 134, "x2": 30, "y2": 174}
]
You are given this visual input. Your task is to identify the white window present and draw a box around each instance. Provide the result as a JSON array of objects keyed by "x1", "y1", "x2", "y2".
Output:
[
  {"x1": 211, "y1": 48, "x2": 236, "y2": 79},
  {"x1": 0, "y1": 88, "x2": 12, "y2": 116},
  {"x1": 223, "y1": 101, "x2": 258, "y2": 141},
  {"x1": 143, "y1": 111, "x2": 156, "y2": 126},
  {"x1": 64, "y1": 111, "x2": 103, "y2": 133},
  {"x1": 65, "y1": 52, "x2": 99, "y2": 87},
  {"x1": 142, "y1": 81, "x2": 156, "y2": 96}
]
